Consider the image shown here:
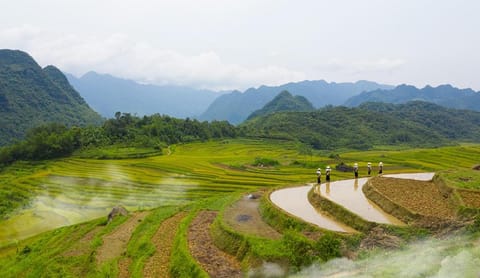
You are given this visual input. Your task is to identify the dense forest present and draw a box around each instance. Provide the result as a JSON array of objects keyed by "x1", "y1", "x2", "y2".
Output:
[
  {"x1": 241, "y1": 101, "x2": 480, "y2": 150},
  {"x1": 0, "y1": 113, "x2": 236, "y2": 167}
]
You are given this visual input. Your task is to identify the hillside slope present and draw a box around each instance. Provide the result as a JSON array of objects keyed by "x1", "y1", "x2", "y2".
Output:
[
  {"x1": 242, "y1": 101, "x2": 480, "y2": 149},
  {"x1": 247, "y1": 90, "x2": 315, "y2": 120},
  {"x1": 344, "y1": 84, "x2": 480, "y2": 111},
  {"x1": 0, "y1": 49, "x2": 103, "y2": 146},
  {"x1": 200, "y1": 80, "x2": 393, "y2": 124},
  {"x1": 66, "y1": 71, "x2": 222, "y2": 118}
]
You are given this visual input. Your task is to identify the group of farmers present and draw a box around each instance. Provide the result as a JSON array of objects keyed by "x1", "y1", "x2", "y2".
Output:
[{"x1": 316, "y1": 162, "x2": 383, "y2": 184}]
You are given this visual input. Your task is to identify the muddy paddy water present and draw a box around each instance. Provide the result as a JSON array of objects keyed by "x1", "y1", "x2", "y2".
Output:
[
  {"x1": 270, "y1": 186, "x2": 356, "y2": 233},
  {"x1": 271, "y1": 173, "x2": 435, "y2": 231}
]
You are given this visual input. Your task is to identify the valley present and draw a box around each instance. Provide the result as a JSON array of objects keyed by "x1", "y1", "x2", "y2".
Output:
[{"x1": 3, "y1": 1, "x2": 480, "y2": 276}]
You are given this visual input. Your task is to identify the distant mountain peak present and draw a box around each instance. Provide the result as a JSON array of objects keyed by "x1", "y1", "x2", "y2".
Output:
[{"x1": 246, "y1": 90, "x2": 315, "y2": 120}]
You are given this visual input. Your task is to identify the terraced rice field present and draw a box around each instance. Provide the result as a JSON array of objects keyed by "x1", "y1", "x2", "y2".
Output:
[
  {"x1": 2, "y1": 141, "x2": 480, "y2": 246},
  {"x1": 0, "y1": 140, "x2": 480, "y2": 277},
  {"x1": 0, "y1": 140, "x2": 312, "y2": 245}
]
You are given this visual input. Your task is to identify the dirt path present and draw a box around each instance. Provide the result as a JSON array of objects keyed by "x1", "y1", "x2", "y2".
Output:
[
  {"x1": 188, "y1": 211, "x2": 242, "y2": 278},
  {"x1": 143, "y1": 212, "x2": 188, "y2": 278},
  {"x1": 223, "y1": 193, "x2": 281, "y2": 239},
  {"x1": 63, "y1": 226, "x2": 102, "y2": 257},
  {"x1": 118, "y1": 258, "x2": 132, "y2": 278},
  {"x1": 96, "y1": 211, "x2": 150, "y2": 266}
]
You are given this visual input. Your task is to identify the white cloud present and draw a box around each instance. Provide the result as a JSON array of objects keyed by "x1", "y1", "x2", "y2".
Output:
[
  {"x1": 0, "y1": 25, "x2": 306, "y2": 91},
  {"x1": 319, "y1": 58, "x2": 406, "y2": 74}
]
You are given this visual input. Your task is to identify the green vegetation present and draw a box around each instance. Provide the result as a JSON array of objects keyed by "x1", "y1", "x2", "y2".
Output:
[
  {"x1": 0, "y1": 113, "x2": 237, "y2": 168},
  {"x1": 0, "y1": 139, "x2": 309, "y2": 243},
  {"x1": 253, "y1": 157, "x2": 279, "y2": 167},
  {"x1": 0, "y1": 139, "x2": 479, "y2": 276},
  {"x1": 0, "y1": 50, "x2": 103, "y2": 146},
  {"x1": 438, "y1": 169, "x2": 480, "y2": 190},
  {"x1": 0, "y1": 215, "x2": 126, "y2": 277},
  {"x1": 241, "y1": 101, "x2": 480, "y2": 150}
]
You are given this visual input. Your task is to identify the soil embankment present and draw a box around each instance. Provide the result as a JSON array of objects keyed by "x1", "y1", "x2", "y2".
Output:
[
  {"x1": 188, "y1": 211, "x2": 242, "y2": 278},
  {"x1": 96, "y1": 211, "x2": 150, "y2": 265},
  {"x1": 143, "y1": 212, "x2": 188, "y2": 278}
]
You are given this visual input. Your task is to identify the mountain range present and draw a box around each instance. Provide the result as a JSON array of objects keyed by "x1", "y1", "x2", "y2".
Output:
[
  {"x1": 64, "y1": 69, "x2": 480, "y2": 126},
  {"x1": 200, "y1": 80, "x2": 394, "y2": 124},
  {"x1": 0, "y1": 49, "x2": 102, "y2": 146},
  {"x1": 66, "y1": 72, "x2": 222, "y2": 118},
  {"x1": 344, "y1": 84, "x2": 480, "y2": 110}
]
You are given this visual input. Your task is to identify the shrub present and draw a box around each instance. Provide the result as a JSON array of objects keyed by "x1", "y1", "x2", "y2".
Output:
[
  {"x1": 315, "y1": 233, "x2": 341, "y2": 261},
  {"x1": 254, "y1": 157, "x2": 279, "y2": 167},
  {"x1": 282, "y1": 230, "x2": 317, "y2": 267}
]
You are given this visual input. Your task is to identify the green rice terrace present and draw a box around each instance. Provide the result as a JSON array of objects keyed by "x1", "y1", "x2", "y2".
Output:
[{"x1": 1, "y1": 139, "x2": 480, "y2": 277}]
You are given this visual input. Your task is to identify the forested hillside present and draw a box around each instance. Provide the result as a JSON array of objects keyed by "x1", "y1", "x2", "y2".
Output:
[
  {"x1": 247, "y1": 90, "x2": 315, "y2": 120},
  {"x1": 0, "y1": 50, "x2": 103, "y2": 146},
  {"x1": 241, "y1": 101, "x2": 480, "y2": 149}
]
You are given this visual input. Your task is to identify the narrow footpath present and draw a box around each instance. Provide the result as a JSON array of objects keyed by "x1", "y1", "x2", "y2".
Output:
[
  {"x1": 188, "y1": 211, "x2": 242, "y2": 278},
  {"x1": 143, "y1": 212, "x2": 187, "y2": 278}
]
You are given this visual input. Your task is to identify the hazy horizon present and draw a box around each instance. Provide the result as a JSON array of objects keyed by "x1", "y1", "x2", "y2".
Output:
[{"x1": 1, "y1": 0, "x2": 479, "y2": 91}]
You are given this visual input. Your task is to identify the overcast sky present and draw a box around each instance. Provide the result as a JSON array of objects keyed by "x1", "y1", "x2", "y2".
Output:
[{"x1": 1, "y1": 0, "x2": 479, "y2": 91}]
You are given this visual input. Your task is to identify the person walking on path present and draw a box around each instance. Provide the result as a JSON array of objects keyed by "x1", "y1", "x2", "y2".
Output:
[
  {"x1": 326, "y1": 166, "x2": 331, "y2": 182},
  {"x1": 353, "y1": 163, "x2": 359, "y2": 179},
  {"x1": 367, "y1": 162, "x2": 372, "y2": 176},
  {"x1": 378, "y1": 162, "x2": 384, "y2": 175},
  {"x1": 316, "y1": 168, "x2": 322, "y2": 184}
]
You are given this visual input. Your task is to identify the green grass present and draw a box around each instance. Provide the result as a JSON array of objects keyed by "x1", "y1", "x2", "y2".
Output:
[
  {"x1": 438, "y1": 169, "x2": 480, "y2": 190},
  {"x1": 74, "y1": 145, "x2": 163, "y2": 159},
  {"x1": 0, "y1": 215, "x2": 127, "y2": 278}
]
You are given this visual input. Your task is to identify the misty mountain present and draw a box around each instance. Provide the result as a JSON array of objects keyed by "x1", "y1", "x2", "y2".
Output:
[
  {"x1": 200, "y1": 80, "x2": 393, "y2": 124},
  {"x1": 247, "y1": 90, "x2": 315, "y2": 120},
  {"x1": 344, "y1": 84, "x2": 480, "y2": 111},
  {"x1": 66, "y1": 72, "x2": 223, "y2": 118},
  {"x1": 0, "y1": 49, "x2": 103, "y2": 146}
]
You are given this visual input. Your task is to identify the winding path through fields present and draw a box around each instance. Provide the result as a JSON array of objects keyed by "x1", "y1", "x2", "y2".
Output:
[{"x1": 270, "y1": 173, "x2": 435, "y2": 232}]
